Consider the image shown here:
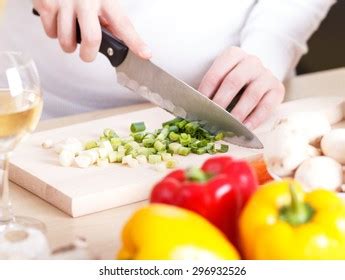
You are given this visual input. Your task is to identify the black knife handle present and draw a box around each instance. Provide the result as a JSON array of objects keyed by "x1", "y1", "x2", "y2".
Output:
[{"x1": 33, "y1": 8, "x2": 128, "y2": 67}]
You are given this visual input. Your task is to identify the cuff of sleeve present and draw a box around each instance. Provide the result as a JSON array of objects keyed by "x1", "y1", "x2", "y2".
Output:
[{"x1": 241, "y1": 31, "x2": 306, "y2": 81}]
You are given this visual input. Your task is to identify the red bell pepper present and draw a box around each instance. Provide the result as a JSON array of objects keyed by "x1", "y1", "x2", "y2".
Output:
[{"x1": 150, "y1": 156, "x2": 259, "y2": 246}]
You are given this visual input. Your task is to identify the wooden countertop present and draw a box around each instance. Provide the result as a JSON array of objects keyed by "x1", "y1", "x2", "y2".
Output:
[{"x1": 9, "y1": 68, "x2": 345, "y2": 259}]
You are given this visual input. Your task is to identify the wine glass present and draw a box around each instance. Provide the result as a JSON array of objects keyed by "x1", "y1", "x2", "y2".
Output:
[{"x1": 0, "y1": 52, "x2": 44, "y2": 232}]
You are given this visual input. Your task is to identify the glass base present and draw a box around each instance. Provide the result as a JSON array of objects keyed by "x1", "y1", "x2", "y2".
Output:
[{"x1": 0, "y1": 216, "x2": 46, "y2": 233}]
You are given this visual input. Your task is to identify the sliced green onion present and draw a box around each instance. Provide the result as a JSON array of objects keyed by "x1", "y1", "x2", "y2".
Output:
[
  {"x1": 121, "y1": 136, "x2": 134, "y2": 144},
  {"x1": 142, "y1": 138, "x2": 155, "y2": 148},
  {"x1": 144, "y1": 133, "x2": 155, "y2": 140},
  {"x1": 124, "y1": 141, "x2": 140, "y2": 152},
  {"x1": 156, "y1": 126, "x2": 170, "y2": 141},
  {"x1": 168, "y1": 125, "x2": 179, "y2": 133},
  {"x1": 178, "y1": 147, "x2": 191, "y2": 156},
  {"x1": 108, "y1": 151, "x2": 118, "y2": 163},
  {"x1": 137, "y1": 147, "x2": 150, "y2": 157},
  {"x1": 117, "y1": 145, "x2": 126, "y2": 153},
  {"x1": 148, "y1": 154, "x2": 162, "y2": 164},
  {"x1": 179, "y1": 133, "x2": 192, "y2": 146},
  {"x1": 197, "y1": 139, "x2": 208, "y2": 148},
  {"x1": 168, "y1": 131, "x2": 180, "y2": 142},
  {"x1": 99, "y1": 136, "x2": 109, "y2": 142},
  {"x1": 128, "y1": 149, "x2": 139, "y2": 158},
  {"x1": 206, "y1": 142, "x2": 215, "y2": 152},
  {"x1": 177, "y1": 119, "x2": 188, "y2": 129},
  {"x1": 130, "y1": 122, "x2": 146, "y2": 133},
  {"x1": 97, "y1": 158, "x2": 109, "y2": 167},
  {"x1": 196, "y1": 127, "x2": 210, "y2": 137},
  {"x1": 215, "y1": 132, "x2": 224, "y2": 141},
  {"x1": 161, "y1": 152, "x2": 172, "y2": 161},
  {"x1": 184, "y1": 122, "x2": 199, "y2": 135},
  {"x1": 132, "y1": 132, "x2": 146, "y2": 143},
  {"x1": 168, "y1": 142, "x2": 182, "y2": 154},
  {"x1": 84, "y1": 140, "x2": 98, "y2": 150},
  {"x1": 147, "y1": 148, "x2": 157, "y2": 155},
  {"x1": 196, "y1": 147, "x2": 207, "y2": 155},
  {"x1": 136, "y1": 155, "x2": 148, "y2": 164},
  {"x1": 217, "y1": 144, "x2": 229, "y2": 153},
  {"x1": 166, "y1": 159, "x2": 177, "y2": 169},
  {"x1": 116, "y1": 150, "x2": 125, "y2": 162},
  {"x1": 163, "y1": 117, "x2": 183, "y2": 127},
  {"x1": 153, "y1": 128, "x2": 162, "y2": 137},
  {"x1": 154, "y1": 140, "x2": 166, "y2": 152},
  {"x1": 110, "y1": 138, "x2": 122, "y2": 150},
  {"x1": 99, "y1": 140, "x2": 113, "y2": 153},
  {"x1": 103, "y1": 128, "x2": 118, "y2": 139},
  {"x1": 122, "y1": 155, "x2": 133, "y2": 165}
]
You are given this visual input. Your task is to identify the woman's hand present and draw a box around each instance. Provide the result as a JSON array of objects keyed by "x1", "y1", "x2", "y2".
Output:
[
  {"x1": 33, "y1": 0, "x2": 151, "y2": 62},
  {"x1": 198, "y1": 47, "x2": 285, "y2": 129}
]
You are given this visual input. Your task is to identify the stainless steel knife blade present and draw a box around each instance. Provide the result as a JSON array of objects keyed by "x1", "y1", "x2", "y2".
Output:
[
  {"x1": 116, "y1": 51, "x2": 263, "y2": 149},
  {"x1": 32, "y1": 9, "x2": 262, "y2": 148}
]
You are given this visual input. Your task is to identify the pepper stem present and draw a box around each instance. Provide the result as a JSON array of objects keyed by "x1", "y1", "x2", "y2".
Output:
[
  {"x1": 279, "y1": 182, "x2": 314, "y2": 226},
  {"x1": 289, "y1": 183, "x2": 300, "y2": 214},
  {"x1": 186, "y1": 167, "x2": 211, "y2": 183}
]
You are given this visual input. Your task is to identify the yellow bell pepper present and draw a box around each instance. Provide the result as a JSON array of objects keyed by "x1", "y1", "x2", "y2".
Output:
[
  {"x1": 118, "y1": 204, "x2": 239, "y2": 260},
  {"x1": 239, "y1": 179, "x2": 345, "y2": 259}
]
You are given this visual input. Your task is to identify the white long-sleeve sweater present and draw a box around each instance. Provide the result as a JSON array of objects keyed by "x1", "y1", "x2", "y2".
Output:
[{"x1": 0, "y1": 0, "x2": 336, "y2": 118}]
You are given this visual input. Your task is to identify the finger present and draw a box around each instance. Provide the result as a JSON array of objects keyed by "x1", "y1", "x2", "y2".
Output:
[
  {"x1": 34, "y1": 0, "x2": 58, "y2": 38},
  {"x1": 212, "y1": 55, "x2": 263, "y2": 109},
  {"x1": 101, "y1": 2, "x2": 151, "y2": 59},
  {"x1": 57, "y1": 4, "x2": 77, "y2": 53},
  {"x1": 77, "y1": 9, "x2": 102, "y2": 62},
  {"x1": 244, "y1": 89, "x2": 285, "y2": 129},
  {"x1": 230, "y1": 72, "x2": 274, "y2": 122},
  {"x1": 198, "y1": 47, "x2": 246, "y2": 98}
]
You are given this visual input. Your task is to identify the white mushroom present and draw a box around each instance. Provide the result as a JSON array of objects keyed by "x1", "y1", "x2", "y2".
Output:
[
  {"x1": 321, "y1": 129, "x2": 345, "y2": 164},
  {"x1": 295, "y1": 156, "x2": 343, "y2": 192},
  {"x1": 264, "y1": 126, "x2": 320, "y2": 177},
  {"x1": 274, "y1": 112, "x2": 331, "y2": 144}
]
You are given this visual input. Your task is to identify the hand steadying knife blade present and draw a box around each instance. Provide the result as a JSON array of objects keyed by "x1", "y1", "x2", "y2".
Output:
[{"x1": 33, "y1": 9, "x2": 263, "y2": 149}]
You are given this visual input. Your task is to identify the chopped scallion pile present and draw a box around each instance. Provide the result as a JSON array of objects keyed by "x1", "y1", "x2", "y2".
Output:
[{"x1": 55, "y1": 117, "x2": 231, "y2": 170}]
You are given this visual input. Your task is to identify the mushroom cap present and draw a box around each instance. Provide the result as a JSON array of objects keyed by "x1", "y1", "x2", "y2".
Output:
[
  {"x1": 321, "y1": 129, "x2": 345, "y2": 164},
  {"x1": 274, "y1": 112, "x2": 331, "y2": 143},
  {"x1": 295, "y1": 156, "x2": 343, "y2": 192},
  {"x1": 264, "y1": 127, "x2": 311, "y2": 177}
]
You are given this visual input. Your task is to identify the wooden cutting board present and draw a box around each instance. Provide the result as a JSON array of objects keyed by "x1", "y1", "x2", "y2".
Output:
[{"x1": 9, "y1": 97, "x2": 345, "y2": 217}]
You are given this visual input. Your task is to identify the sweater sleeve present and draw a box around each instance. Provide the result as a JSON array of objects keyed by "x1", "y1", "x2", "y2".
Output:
[{"x1": 240, "y1": 0, "x2": 336, "y2": 81}]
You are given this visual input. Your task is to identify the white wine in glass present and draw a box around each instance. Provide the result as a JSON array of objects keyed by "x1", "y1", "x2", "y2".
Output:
[{"x1": 0, "y1": 52, "x2": 44, "y2": 231}]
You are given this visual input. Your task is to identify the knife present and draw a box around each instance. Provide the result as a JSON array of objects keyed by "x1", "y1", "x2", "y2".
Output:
[{"x1": 33, "y1": 9, "x2": 263, "y2": 149}]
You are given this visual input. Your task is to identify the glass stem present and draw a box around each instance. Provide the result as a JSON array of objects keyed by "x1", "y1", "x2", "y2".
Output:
[{"x1": 0, "y1": 153, "x2": 14, "y2": 223}]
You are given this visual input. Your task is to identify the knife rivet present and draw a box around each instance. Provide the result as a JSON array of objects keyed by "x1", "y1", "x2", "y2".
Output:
[{"x1": 107, "y1": 47, "x2": 114, "y2": 56}]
